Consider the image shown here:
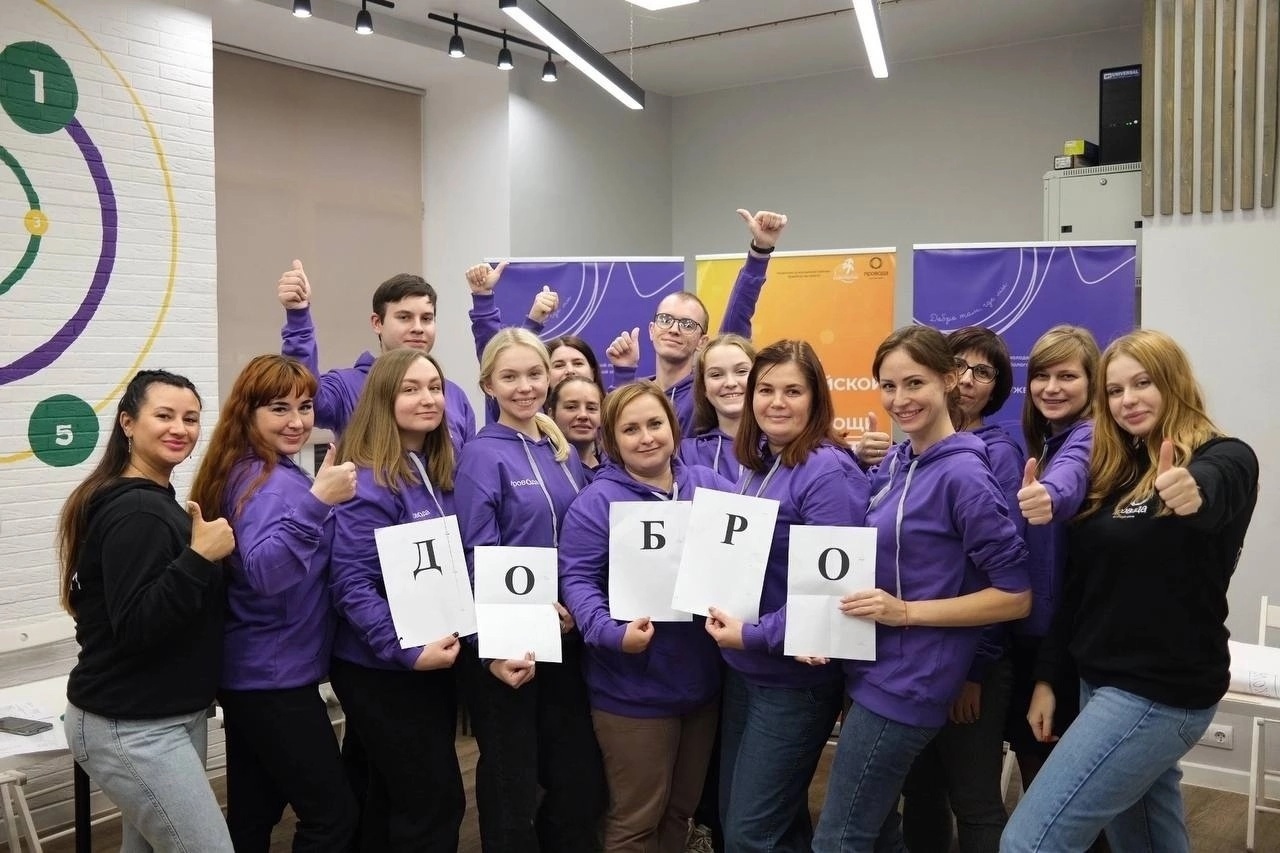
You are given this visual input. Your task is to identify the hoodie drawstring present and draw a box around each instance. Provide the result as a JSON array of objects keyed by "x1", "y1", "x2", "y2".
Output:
[
  {"x1": 891, "y1": 459, "x2": 920, "y2": 602},
  {"x1": 518, "y1": 435, "x2": 574, "y2": 547}
]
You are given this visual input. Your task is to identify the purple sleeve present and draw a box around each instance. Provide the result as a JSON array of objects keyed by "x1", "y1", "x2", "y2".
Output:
[
  {"x1": 281, "y1": 307, "x2": 352, "y2": 434},
  {"x1": 232, "y1": 480, "x2": 331, "y2": 598},
  {"x1": 329, "y1": 480, "x2": 423, "y2": 669},
  {"x1": 452, "y1": 447, "x2": 503, "y2": 582},
  {"x1": 966, "y1": 624, "x2": 1007, "y2": 682},
  {"x1": 954, "y1": 473, "x2": 1030, "y2": 594},
  {"x1": 986, "y1": 437, "x2": 1027, "y2": 537},
  {"x1": 445, "y1": 381, "x2": 477, "y2": 445},
  {"x1": 559, "y1": 493, "x2": 628, "y2": 651},
  {"x1": 1041, "y1": 424, "x2": 1092, "y2": 523},
  {"x1": 610, "y1": 365, "x2": 638, "y2": 390},
  {"x1": 719, "y1": 253, "x2": 770, "y2": 338},
  {"x1": 468, "y1": 293, "x2": 503, "y2": 363}
]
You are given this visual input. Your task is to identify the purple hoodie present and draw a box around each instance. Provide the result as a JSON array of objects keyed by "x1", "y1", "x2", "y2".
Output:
[
  {"x1": 467, "y1": 293, "x2": 546, "y2": 426},
  {"x1": 559, "y1": 460, "x2": 731, "y2": 717},
  {"x1": 614, "y1": 253, "x2": 769, "y2": 434},
  {"x1": 1016, "y1": 418, "x2": 1093, "y2": 637},
  {"x1": 678, "y1": 428, "x2": 743, "y2": 484},
  {"x1": 329, "y1": 457, "x2": 456, "y2": 671},
  {"x1": 721, "y1": 443, "x2": 870, "y2": 689},
  {"x1": 848, "y1": 432, "x2": 1030, "y2": 728},
  {"x1": 281, "y1": 306, "x2": 476, "y2": 448},
  {"x1": 221, "y1": 455, "x2": 336, "y2": 690}
]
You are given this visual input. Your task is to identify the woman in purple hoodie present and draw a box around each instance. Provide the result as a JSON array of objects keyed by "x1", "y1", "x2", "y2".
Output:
[
  {"x1": 1007, "y1": 324, "x2": 1100, "y2": 790},
  {"x1": 454, "y1": 328, "x2": 606, "y2": 853},
  {"x1": 327, "y1": 347, "x2": 466, "y2": 853},
  {"x1": 560, "y1": 381, "x2": 732, "y2": 852},
  {"x1": 812, "y1": 325, "x2": 1030, "y2": 853},
  {"x1": 190, "y1": 355, "x2": 359, "y2": 851},
  {"x1": 679, "y1": 333, "x2": 756, "y2": 483},
  {"x1": 701, "y1": 339, "x2": 869, "y2": 853}
]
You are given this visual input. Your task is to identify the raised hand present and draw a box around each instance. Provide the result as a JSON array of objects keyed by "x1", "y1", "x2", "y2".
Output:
[
  {"x1": 853, "y1": 412, "x2": 891, "y2": 466},
  {"x1": 1017, "y1": 458, "x2": 1053, "y2": 525},
  {"x1": 621, "y1": 617, "x2": 654, "y2": 653},
  {"x1": 528, "y1": 285, "x2": 559, "y2": 323},
  {"x1": 737, "y1": 208, "x2": 788, "y2": 250},
  {"x1": 466, "y1": 260, "x2": 508, "y2": 296},
  {"x1": 1154, "y1": 438, "x2": 1202, "y2": 516},
  {"x1": 606, "y1": 326, "x2": 641, "y2": 370},
  {"x1": 489, "y1": 652, "x2": 537, "y2": 688},
  {"x1": 187, "y1": 501, "x2": 235, "y2": 561},
  {"x1": 277, "y1": 258, "x2": 311, "y2": 310},
  {"x1": 310, "y1": 444, "x2": 358, "y2": 506},
  {"x1": 414, "y1": 633, "x2": 462, "y2": 671}
]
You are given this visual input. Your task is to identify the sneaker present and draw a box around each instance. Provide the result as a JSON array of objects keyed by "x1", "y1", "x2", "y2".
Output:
[{"x1": 686, "y1": 823, "x2": 715, "y2": 853}]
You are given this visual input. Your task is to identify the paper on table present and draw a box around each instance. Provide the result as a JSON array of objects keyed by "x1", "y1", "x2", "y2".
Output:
[
  {"x1": 783, "y1": 525, "x2": 877, "y2": 660},
  {"x1": 0, "y1": 701, "x2": 68, "y2": 761},
  {"x1": 608, "y1": 501, "x2": 693, "y2": 622},
  {"x1": 1228, "y1": 640, "x2": 1280, "y2": 699},
  {"x1": 474, "y1": 546, "x2": 562, "y2": 663}
]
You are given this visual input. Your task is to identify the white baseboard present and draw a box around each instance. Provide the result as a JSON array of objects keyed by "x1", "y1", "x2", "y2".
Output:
[{"x1": 1180, "y1": 759, "x2": 1280, "y2": 799}]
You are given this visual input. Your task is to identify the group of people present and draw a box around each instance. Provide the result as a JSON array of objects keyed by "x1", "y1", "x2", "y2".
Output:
[{"x1": 55, "y1": 208, "x2": 1258, "y2": 853}]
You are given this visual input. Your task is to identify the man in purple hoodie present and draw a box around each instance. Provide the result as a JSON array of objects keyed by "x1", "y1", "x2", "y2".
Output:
[
  {"x1": 604, "y1": 208, "x2": 786, "y2": 434},
  {"x1": 276, "y1": 259, "x2": 476, "y2": 447}
]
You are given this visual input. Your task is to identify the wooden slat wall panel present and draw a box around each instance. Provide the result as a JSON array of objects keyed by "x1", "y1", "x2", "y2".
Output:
[
  {"x1": 1223, "y1": 0, "x2": 1238, "y2": 210},
  {"x1": 1202, "y1": 0, "x2": 1218, "y2": 211},
  {"x1": 1262, "y1": 0, "x2": 1278, "y2": 208},
  {"x1": 1144, "y1": 0, "x2": 1158, "y2": 215},
  {"x1": 1181, "y1": 0, "x2": 1197, "y2": 212},
  {"x1": 1162, "y1": 0, "x2": 1178, "y2": 214},
  {"x1": 1241, "y1": 0, "x2": 1259, "y2": 208}
]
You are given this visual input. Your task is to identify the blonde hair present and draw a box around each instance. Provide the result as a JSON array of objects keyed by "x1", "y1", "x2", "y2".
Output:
[
  {"x1": 1021, "y1": 325, "x2": 1101, "y2": 467},
  {"x1": 479, "y1": 328, "x2": 570, "y2": 462},
  {"x1": 337, "y1": 348, "x2": 455, "y2": 491},
  {"x1": 692, "y1": 333, "x2": 756, "y2": 436},
  {"x1": 1082, "y1": 329, "x2": 1221, "y2": 519}
]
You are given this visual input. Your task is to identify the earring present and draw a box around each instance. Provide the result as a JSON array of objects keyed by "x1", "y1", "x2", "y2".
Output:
[{"x1": 126, "y1": 435, "x2": 133, "y2": 454}]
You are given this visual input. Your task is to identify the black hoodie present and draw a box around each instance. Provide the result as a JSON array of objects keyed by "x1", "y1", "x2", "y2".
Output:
[{"x1": 67, "y1": 478, "x2": 225, "y2": 718}]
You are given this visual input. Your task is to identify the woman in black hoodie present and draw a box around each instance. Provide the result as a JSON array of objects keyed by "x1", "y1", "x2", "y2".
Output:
[{"x1": 58, "y1": 369, "x2": 236, "y2": 852}]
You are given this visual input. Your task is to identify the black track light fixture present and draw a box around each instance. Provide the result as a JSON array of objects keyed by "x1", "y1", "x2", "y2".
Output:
[
  {"x1": 542, "y1": 51, "x2": 557, "y2": 82},
  {"x1": 355, "y1": 1, "x2": 373, "y2": 35},
  {"x1": 448, "y1": 13, "x2": 465, "y2": 58},
  {"x1": 497, "y1": 31, "x2": 514, "y2": 70},
  {"x1": 292, "y1": 0, "x2": 312, "y2": 18}
]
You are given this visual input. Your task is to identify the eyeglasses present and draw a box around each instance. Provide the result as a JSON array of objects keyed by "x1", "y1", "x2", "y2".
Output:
[
  {"x1": 653, "y1": 313, "x2": 705, "y2": 334},
  {"x1": 958, "y1": 362, "x2": 998, "y2": 384}
]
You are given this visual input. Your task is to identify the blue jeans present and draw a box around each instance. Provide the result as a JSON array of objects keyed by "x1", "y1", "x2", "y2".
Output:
[
  {"x1": 66, "y1": 703, "x2": 232, "y2": 853},
  {"x1": 718, "y1": 670, "x2": 842, "y2": 853},
  {"x1": 1000, "y1": 681, "x2": 1215, "y2": 853},
  {"x1": 811, "y1": 702, "x2": 940, "y2": 853}
]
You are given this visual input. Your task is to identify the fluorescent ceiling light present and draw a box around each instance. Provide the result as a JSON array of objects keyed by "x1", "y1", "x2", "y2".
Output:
[
  {"x1": 501, "y1": 0, "x2": 646, "y2": 110},
  {"x1": 853, "y1": 0, "x2": 888, "y2": 79},
  {"x1": 625, "y1": 0, "x2": 700, "y2": 9}
]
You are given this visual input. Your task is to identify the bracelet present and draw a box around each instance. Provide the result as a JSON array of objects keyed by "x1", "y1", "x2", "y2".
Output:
[{"x1": 750, "y1": 241, "x2": 775, "y2": 255}]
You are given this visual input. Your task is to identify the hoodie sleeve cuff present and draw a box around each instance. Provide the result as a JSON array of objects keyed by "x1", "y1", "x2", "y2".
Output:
[
  {"x1": 395, "y1": 645, "x2": 424, "y2": 670},
  {"x1": 741, "y1": 622, "x2": 770, "y2": 654},
  {"x1": 603, "y1": 621, "x2": 629, "y2": 652},
  {"x1": 292, "y1": 489, "x2": 333, "y2": 529}
]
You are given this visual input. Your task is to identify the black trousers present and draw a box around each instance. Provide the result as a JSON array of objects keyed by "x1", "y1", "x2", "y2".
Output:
[
  {"x1": 461, "y1": 637, "x2": 606, "y2": 853},
  {"x1": 328, "y1": 658, "x2": 465, "y2": 853},
  {"x1": 219, "y1": 684, "x2": 358, "y2": 853}
]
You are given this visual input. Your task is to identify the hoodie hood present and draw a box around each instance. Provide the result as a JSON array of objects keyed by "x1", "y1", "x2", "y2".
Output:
[
  {"x1": 89, "y1": 476, "x2": 175, "y2": 517},
  {"x1": 679, "y1": 428, "x2": 742, "y2": 484}
]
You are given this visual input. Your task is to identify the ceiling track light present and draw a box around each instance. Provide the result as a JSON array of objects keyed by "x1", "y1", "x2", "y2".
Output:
[
  {"x1": 499, "y1": 0, "x2": 645, "y2": 109},
  {"x1": 448, "y1": 13, "x2": 465, "y2": 58},
  {"x1": 542, "y1": 50, "x2": 558, "y2": 82},
  {"x1": 852, "y1": 0, "x2": 889, "y2": 79},
  {"x1": 292, "y1": 0, "x2": 312, "y2": 18},
  {"x1": 355, "y1": 0, "x2": 373, "y2": 35},
  {"x1": 497, "y1": 31, "x2": 514, "y2": 70}
]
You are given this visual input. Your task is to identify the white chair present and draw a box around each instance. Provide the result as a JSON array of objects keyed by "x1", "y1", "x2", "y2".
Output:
[{"x1": 1247, "y1": 594, "x2": 1280, "y2": 852}]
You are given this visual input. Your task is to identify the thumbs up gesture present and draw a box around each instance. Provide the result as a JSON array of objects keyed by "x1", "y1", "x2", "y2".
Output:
[
  {"x1": 1154, "y1": 438, "x2": 1202, "y2": 516},
  {"x1": 606, "y1": 326, "x2": 641, "y2": 370},
  {"x1": 1018, "y1": 458, "x2": 1054, "y2": 525},
  {"x1": 277, "y1": 259, "x2": 311, "y2": 310},
  {"x1": 187, "y1": 502, "x2": 235, "y2": 561},
  {"x1": 853, "y1": 411, "x2": 892, "y2": 467},
  {"x1": 310, "y1": 444, "x2": 358, "y2": 506},
  {"x1": 465, "y1": 260, "x2": 508, "y2": 296},
  {"x1": 737, "y1": 208, "x2": 788, "y2": 250},
  {"x1": 528, "y1": 285, "x2": 559, "y2": 323}
]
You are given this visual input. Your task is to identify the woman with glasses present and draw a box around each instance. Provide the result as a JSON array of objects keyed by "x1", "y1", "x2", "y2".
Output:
[
  {"x1": 897, "y1": 327, "x2": 1023, "y2": 853},
  {"x1": 190, "y1": 355, "x2": 359, "y2": 851},
  {"x1": 1007, "y1": 325, "x2": 1100, "y2": 794}
]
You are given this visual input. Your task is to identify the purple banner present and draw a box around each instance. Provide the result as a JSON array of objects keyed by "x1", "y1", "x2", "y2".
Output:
[
  {"x1": 491, "y1": 258, "x2": 685, "y2": 385},
  {"x1": 913, "y1": 243, "x2": 1138, "y2": 425}
]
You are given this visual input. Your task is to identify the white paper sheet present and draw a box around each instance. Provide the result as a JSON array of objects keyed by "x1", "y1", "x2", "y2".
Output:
[
  {"x1": 671, "y1": 487, "x2": 778, "y2": 623},
  {"x1": 1229, "y1": 640, "x2": 1280, "y2": 699},
  {"x1": 0, "y1": 701, "x2": 67, "y2": 762},
  {"x1": 375, "y1": 515, "x2": 477, "y2": 648},
  {"x1": 783, "y1": 525, "x2": 877, "y2": 660},
  {"x1": 474, "y1": 546, "x2": 562, "y2": 663},
  {"x1": 608, "y1": 501, "x2": 693, "y2": 622}
]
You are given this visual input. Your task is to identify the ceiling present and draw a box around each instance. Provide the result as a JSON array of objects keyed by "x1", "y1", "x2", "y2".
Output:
[{"x1": 210, "y1": 0, "x2": 1143, "y2": 97}]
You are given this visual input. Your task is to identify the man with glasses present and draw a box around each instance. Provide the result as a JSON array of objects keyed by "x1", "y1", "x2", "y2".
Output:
[{"x1": 607, "y1": 209, "x2": 787, "y2": 433}]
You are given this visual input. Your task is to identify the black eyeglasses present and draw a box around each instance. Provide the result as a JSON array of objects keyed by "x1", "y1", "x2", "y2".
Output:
[
  {"x1": 958, "y1": 362, "x2": 998, "y2": 384},
  {"x1": 653, "y1": 313, "x2": 705, "y2": 334}
]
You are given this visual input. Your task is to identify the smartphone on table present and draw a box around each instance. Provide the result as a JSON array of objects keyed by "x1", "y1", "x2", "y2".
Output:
[{"x1": 0, "y1": 716, "x2": 54, "y2": 736}]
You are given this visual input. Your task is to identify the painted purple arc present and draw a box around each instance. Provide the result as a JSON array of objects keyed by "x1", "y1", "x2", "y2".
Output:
[{"x1": 0, "y1": 117, "x2": 116, "y2": 386}]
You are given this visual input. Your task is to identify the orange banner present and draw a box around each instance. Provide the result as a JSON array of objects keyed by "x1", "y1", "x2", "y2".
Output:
[{"x1": 696, "y1": 249, "x2": 896, "y2": 435}]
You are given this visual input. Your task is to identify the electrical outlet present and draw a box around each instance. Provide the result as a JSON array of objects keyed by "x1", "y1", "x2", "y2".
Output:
[{"x1": 1198, "y1": 723, "x2": 1234, "y2": 749}]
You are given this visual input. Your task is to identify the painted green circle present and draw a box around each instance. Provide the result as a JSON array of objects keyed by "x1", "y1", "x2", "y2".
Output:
[
  {"x1": 29, "y1": 394, "x2": 98, "y2": 467},
  {"x1": 0, "y1": 41, "x2": 78, "y2": 134}
]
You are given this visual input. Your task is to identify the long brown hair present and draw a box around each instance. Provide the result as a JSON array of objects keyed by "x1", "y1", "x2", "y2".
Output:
[
  {"x1": 737, "y1": 340, "x2": 841, "y2": 471},
  {"x1": 337, "y1": 348, "x2": 455, "y2": 491},
  {"x1": 1021, "y1": 324, "x2": 1100, "y2": 467},
  {"x1": 58, "y1": 370, "x2": 202, "y2": 616},
  {"x1": 190, "y1": 355, "x2": 317, "y2": 523},
  {"x1": 872, "y1": 325, "x2": 964, "y2": 430},
  {"x1": 693, "y1": 334, "x2": 756, "y2": 436},
  {"x1": 545, "y1": 334, "x2": 607, "y2": 394},
  {"x1": 1081, "y1": 329, "x2": 1221, "y2": 518}
]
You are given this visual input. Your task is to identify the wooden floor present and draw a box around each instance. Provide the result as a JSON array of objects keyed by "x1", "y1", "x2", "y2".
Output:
[{"x1": 12, "y1": 734, "x2": 1280, "y2": 852}]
